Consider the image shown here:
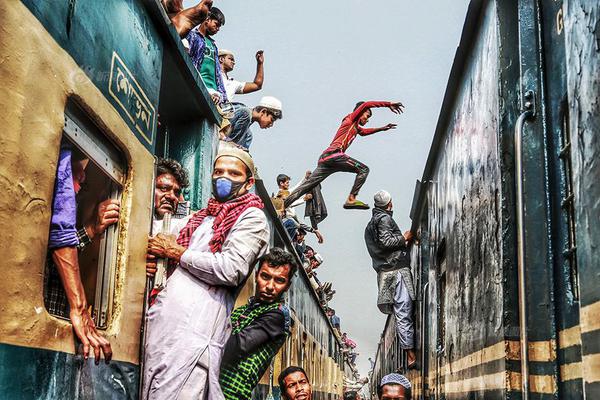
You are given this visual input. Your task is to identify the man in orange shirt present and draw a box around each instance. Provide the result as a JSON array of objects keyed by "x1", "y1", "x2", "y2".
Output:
[{"x1": 284, "y1": 101, "x2": 403, "y2": 210}]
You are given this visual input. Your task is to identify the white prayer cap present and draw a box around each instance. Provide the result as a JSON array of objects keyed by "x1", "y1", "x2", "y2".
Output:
[
  {"x1": 218, "y1": 49, "x2": 234, "y2": 57},
  {"x1": 374, "y1": 190, "x2": 392, "y2": 208},
  {"x1": 380, "y1": 373, "x2": 411, "y2": 390}
]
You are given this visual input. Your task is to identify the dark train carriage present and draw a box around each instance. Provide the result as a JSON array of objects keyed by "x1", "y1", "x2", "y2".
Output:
[{"x1": 372, "y1": 0, "x2": 600, "y2": 399}]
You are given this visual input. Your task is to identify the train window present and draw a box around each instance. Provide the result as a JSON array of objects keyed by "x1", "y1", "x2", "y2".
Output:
[{"x1": 44, "y1": 103, "x2": 126, "y2": 329}]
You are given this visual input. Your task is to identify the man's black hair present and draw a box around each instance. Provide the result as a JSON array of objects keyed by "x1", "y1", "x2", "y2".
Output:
[
  {"x1": 255, "y1": 106, "x2": 283, "y2": 120},
  {"x1": 258, "y1": 248, "x2": 297, "y2": 281},
  {"x1": 157, "y1": 158, "x2": 190, "y2": 188},
  {"x1": 277, "y1": 174, "x2": 291, "y2": 186},
  {"x1": 344, "y1": 391, "x2": 359, "y2": 400},
  {"x1": 304, "y1": 245, "x2": 314, "y2": 254},
  {"x1": 296, "y1": 228, "x2": 307, "y2": 237},
  {"x1": 278, "y1": 366, "x2": 308, "y2": 398},
  {"x1": 354, "y1": 101, "x2": 365, "y2": 111},
  {"x1": 377, "y1": 383, "x2": 412, "y2": 399},
  {"x1": 209, "y1": 7, "x2": 225, "y2": 26}
]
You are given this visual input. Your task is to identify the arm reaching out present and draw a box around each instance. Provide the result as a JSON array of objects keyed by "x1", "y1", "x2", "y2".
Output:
[
  {"x1": 359, "y1": 123, "x2": 398, "y2": 136},
  {"x1": 52, "y1": 248, "x2": 112, "y2": 365},
  {"x1": 242, "y1": 50, "x2": 264, "y2": 94},
  {"x1": 171, "y1": 0, "x2": 213, "y2": 38}
]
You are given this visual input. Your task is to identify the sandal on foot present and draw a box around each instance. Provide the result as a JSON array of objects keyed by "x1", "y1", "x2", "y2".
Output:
[{"x1": 343, "y1": 200, "x2": 370, "y2": 210}]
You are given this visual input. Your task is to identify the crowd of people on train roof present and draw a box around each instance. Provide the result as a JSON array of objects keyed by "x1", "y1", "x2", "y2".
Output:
[{"x1": 45, "y1": 0, "x2": 417, "y2": 398}]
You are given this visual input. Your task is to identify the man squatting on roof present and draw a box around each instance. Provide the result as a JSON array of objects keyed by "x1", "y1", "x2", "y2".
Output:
[
  {"x1": 283, "y1": 100, "x2": 404, "y2": 211},
  {"x1": 143, "y1": 143, "x2": 270, "y2": 399},
  {"x1": 219, "y1": 248, "x2": 296, "y2": 399}
]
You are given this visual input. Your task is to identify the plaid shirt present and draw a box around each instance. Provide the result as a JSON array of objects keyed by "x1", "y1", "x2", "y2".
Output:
[
  {"x1": 219, "y1": 299, "x2": 290, "y2": 399},
  {"x1": 44, "y1": 227, "x2": 92, "y2": 319}
]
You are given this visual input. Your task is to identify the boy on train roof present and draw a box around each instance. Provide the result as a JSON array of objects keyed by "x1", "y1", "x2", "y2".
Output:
[
  {"x1": 283, "y1": 100, "x2": 404, "y2": 210},
  {"x1": 219, "y1": 248, "x2": 296, "y2": 399}
]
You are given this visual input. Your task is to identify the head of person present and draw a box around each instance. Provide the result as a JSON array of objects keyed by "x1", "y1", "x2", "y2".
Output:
[
  {"x1": 344, "y1": 391, "x2": 359, "y2": 400},
  {"x1": 277, "y1": 174, "x2": 291, "y2": 190},
  {"x1": 154, "y1": 158, "x2": 190, "y2": 218},
  {"x1": 218, "y1": 49, "x2": 235, "y2": 73},
  {"x1": 254, "y1": 96, "x2": 283, "y2": 129},
  {"x1": 354, "y1": 101, "x2": 372, "y2": 126},
  {"x1": 309, "y1": 254, "x2": 323, "y2": 270},
  {"x1": 295, "y1": 228, "x2": 306, "y2": 243},
  {"x1": 255, "y1": 248, "x2": 297, "y2": 303},
  {"x1": 71, "y1": 150, "x2": 90, "y2": 194},
  {"x1": 304, "y1": 246, "x2": 315, "y2": 259},
  {"x1": 204, "y1": 6, "x2": 225, "y2": 35},
  {"x1": 278, "y1": 366, "x2": 312, "y2": 400},
  {"x1": 212, "y1": 143, "x2": 255, "y2": 203},
  {"x1": 374, "y1": 190, "x2": 393, "y2": 211},
  {"x1": 326, "y1": 308, "x2": 334, "y2": 316},
  {"x1": 378, "y1": 373, "x2": 412, "y2": 400}
]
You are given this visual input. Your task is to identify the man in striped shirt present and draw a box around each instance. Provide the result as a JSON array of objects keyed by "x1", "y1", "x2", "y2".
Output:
[{"x1": 284, "y1": 100, "x2": 404, "y2": 210}]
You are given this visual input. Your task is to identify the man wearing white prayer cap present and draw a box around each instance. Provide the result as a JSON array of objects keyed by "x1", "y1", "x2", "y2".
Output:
[
  {"x1": 378, "y1": 373, "x2": 412, "y2": 400},
  {"x1": 218, "y1": 48, "x2": 265, "y2": 102},
  {"x1": 365, "y1": 190, "x2": 416, "y2": 367}
]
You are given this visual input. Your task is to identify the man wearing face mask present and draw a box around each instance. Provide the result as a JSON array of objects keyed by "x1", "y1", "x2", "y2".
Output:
[{"x1": 143, "y1": 143, "x2": 271, "y2": 400}]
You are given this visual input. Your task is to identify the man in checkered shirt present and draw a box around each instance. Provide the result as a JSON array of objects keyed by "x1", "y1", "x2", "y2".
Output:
[{"x1": 219, "y1": 248, "x2": 296, "y2": 399}]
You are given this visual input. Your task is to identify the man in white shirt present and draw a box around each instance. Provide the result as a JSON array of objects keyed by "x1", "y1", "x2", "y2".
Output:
[
  {"x1": 143, "y1": 143, "x2": 270, "y2": 400},
  {"x1": 218, "y1": 49, "x2": 264, "y2": 102}
]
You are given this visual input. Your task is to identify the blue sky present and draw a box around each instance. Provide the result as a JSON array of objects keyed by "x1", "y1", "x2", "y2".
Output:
[{"x1": 184, "y1": 0, "x2": 471, "y2": 376}]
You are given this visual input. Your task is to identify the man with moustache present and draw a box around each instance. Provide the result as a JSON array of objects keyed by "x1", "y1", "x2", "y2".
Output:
[
  {"x1": 219, "y1": 248, "x2": 296, "y2": 399},
  {"x1": 278, "y1": 366, "x2": 313, "y2": 400},
  {"x1": 143, "y1": 143, "x2": 270, "y2": 399},
  {"x1": 151, "y1": 158, "x2": 190, "y2": 234}
]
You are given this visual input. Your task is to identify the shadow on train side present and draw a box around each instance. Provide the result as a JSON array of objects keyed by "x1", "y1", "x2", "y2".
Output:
[
  {"x1": 371, "y1": 1, "x2": 600, "y2": 400},
  {"x1": 0, "y1": 1, "x2": 354, "y2": 399}
]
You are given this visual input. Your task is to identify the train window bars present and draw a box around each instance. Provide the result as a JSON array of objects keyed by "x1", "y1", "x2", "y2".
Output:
[{"x1": 44, "y1": 102, "x2": 126, "y2": 329}]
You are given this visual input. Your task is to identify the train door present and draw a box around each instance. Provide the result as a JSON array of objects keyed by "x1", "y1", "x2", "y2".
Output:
[{"x1": 538, "y1": 1, "x2": 583, "y2": 396}]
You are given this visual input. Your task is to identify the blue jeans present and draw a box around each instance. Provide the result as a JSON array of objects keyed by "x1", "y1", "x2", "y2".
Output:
[{"x1": 227, "y1": 103, "x2": 253, "y2": 150}]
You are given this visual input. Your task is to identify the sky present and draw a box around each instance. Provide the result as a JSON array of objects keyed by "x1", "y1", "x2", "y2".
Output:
[{"x1": 185, "y1": 0, "x2": 471, "y2": 376}]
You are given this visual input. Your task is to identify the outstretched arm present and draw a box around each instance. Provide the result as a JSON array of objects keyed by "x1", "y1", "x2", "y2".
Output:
[
  {"x1": 171, "y1": 0, "x2": 213, "y2": 38},
  {"x1": 349, "y1": 101, "x2": 404, "y2": 123},
  {"x1": 359, "y1": 123, "x2": 398, "y2": 136},
  {"x1": 242, "y1": 50, "x2": 264, "y2": 94}
]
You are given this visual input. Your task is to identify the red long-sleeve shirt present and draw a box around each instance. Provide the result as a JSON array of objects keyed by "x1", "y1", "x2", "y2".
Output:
[{"x1": 325, "y1": 101, "x2": 392, "y2": 153}]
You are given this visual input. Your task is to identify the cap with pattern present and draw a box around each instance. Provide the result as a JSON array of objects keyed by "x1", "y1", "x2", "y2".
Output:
[
  {"x1": 374, "y1": 190, "x2": 392, "y2": 207},
  {"x1": 215, "y1": 142, "x2": 255, "y2": 177},
  {"x1": 380, "y1": 373, "x2": 411, "y2": 390}
]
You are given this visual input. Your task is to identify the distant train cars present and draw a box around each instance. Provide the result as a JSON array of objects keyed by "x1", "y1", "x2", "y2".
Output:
[{"x1": 371, "y1": 1, "x2": 600, "y2": 399}]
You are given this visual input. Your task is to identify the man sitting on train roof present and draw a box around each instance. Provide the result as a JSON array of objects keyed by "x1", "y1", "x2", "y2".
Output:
[
  {"x1": 278, "y1": 366, "x2": 313, "y2": 400},
  {"x1": 183, "y1": 6, "x2": 228, "y2": 104},
  {"x1": 219, "y1": 248, "x2": 295, "y2": 399},
  {"x1": 378, "y1": 373, "x2": 412, "y2": 400},
  {"x1": 364, "y1": 190, "x2": 416, "y2": 368},
  {"x1": 143, "y1": 142, "x2": 270, "y2": 399},
  {"x1": 151, "y1": 157, "x2": 190, "y2": 234},
  {"x1": 225, "y1": 95, "x2": 283, "y2": 150},
  {"x1": 219, "y1": 48, "x2": 265, "y2": 103},
  {"x1": 46, "y1": 143, "x2": 116, "y2": 364},
  {"x1": 272, "y1": 173, "x2": 324, "y2": 248}
]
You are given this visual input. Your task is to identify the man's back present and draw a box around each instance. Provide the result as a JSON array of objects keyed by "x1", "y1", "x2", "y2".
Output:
[{"x1": 364, "y1": 207, "x2": 407, "y2": 271}]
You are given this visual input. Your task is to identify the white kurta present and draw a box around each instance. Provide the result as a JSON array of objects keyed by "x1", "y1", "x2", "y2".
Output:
[{"x1": 143, "y1": 207, "x2": 270, "y2": 400}]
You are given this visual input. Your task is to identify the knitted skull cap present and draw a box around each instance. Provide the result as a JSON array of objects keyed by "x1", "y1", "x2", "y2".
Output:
[{"x1": 380, "y1": 373, "x2": 411, "y2": 390}]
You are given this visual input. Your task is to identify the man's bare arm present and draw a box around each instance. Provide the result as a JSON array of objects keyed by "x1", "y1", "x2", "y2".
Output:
[
  {"x1": 52, "y1": 248, "x2": 112, "y2": 364},
  {"x1": 171, "y1": 0, "x2": 213, "y2": 38},
  {"x1": 242, "y1": 50, "x2": 264, "y2": 94}
]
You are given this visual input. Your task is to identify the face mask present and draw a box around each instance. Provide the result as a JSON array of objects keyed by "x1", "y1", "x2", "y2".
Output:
[{"x1": 212, "y1": 177, "x2": 247, "y2": 203}]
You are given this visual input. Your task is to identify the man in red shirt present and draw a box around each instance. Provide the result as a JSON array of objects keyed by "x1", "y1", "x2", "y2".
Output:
[{"x1": 284, "y1": 101, "x2": 404, "y2": 210}]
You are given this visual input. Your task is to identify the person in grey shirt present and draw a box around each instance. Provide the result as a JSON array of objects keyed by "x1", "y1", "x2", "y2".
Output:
[{"x1": 364, "y1": 190, "x2": 416, "y2": 367}]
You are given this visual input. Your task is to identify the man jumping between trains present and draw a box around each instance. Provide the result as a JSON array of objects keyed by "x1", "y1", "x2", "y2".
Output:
[{"x1": 283, "y1": 100, "x2": 404, "y2": 210}]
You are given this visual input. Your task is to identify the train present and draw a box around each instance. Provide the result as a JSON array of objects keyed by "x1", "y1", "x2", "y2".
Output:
[
  {"x1": 371, "y1": 0, "x2": 600, "y2": 399},
  {"x1": 0, "y1": 1, "x2": 351, "y2": 398}
]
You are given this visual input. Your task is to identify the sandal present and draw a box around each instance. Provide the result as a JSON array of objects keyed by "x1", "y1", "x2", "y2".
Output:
[{"x1": 343, "y1": 200, "x2": 370, "y2": 210}]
